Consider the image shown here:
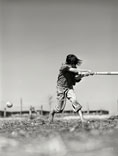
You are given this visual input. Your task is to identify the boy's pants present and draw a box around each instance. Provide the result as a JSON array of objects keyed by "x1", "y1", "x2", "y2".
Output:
[{"x1": 55, "y1": 87, "x2": 82, "y2": 113}]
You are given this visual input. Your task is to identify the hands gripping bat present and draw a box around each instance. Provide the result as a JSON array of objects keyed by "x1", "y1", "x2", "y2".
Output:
[{"x1": 75, "y1": 71, "x2": 118, "y2": 82}]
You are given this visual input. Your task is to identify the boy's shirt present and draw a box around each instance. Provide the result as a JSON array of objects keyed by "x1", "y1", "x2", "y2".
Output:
[{"x1": 57, "y1": 64, "x2": 78, "y2": 89}]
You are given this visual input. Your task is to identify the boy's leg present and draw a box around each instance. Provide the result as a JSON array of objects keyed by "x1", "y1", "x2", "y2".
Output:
[
  {"x1": 49, "y1": 87, "x2": 67, "y2": 122},
  {"x1": 78, "y1": 109, "x2": 88, "y2": 123},
  {"x1": 67, "y1": 89, "x2": 88, "y2": 123},
  {"x1": 49, "y1": 109, "x2": 56, "y2": 123}
]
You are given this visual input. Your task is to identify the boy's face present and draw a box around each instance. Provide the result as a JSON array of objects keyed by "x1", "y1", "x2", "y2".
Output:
[{"x1": 71, "y1": 64, "x2": 76, "y2": 68}]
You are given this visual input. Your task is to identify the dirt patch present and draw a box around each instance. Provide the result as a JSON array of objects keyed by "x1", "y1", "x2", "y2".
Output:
[{"x1": 0, "y1": 115, "x2": 118, "y2": 156}]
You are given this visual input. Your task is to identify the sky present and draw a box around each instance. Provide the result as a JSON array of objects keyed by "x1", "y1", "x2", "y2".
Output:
[{"x1": 0, "y1": 0, "x2": 118, "y2": 114}]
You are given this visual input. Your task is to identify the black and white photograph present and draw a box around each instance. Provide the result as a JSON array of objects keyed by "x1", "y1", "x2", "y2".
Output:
[{"x1": 0, "y1": 0, "x2": 118, "y2": 155}]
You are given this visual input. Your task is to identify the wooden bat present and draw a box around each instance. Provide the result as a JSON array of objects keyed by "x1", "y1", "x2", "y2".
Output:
[
  {"x1": 75, "y1": 71, "x2": 118, "y2": 82},
  {"x1": 92, "y1": 72, "x2": 118, "y2": 75},
  {"x1": 75, "y1": 72, "x2": 118, "y2": 81}
]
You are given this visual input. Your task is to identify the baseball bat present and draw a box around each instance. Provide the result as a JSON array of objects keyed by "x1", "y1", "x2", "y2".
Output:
[
  {"x1": 75, "y1": 71, "x2": 118, "y2": 81},
  {"x1": 92, "y1": 72, "x2": 118, "y2": 75}
]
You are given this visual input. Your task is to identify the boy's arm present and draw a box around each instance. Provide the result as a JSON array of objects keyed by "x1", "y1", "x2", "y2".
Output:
[
  {"x1": 68, "y1": 68, "x2": 78, "y2": 73},
  {"x1": 69, "y1": 67, "x2": 92, "y2": 77}
]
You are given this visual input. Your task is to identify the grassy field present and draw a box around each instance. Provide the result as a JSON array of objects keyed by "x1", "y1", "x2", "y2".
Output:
[{"x1": 0, "y1": 114, "x2": 118, "y2": 156}]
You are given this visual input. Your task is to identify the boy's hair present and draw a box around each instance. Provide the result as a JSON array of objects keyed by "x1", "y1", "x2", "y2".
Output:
[{"x1": 66, "y1": 54, "x2": 82, "y2": 65}]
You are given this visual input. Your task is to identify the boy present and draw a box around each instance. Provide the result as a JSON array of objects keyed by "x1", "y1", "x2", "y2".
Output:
[{"x1": 49, "y1": 54, "x2": 91, "y2": 123}]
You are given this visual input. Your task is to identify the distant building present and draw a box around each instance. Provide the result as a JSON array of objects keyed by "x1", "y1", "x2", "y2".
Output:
[
  {"x1": 82, "y1": 109, "x2": 109, "y2": 115},
  {"x1": 63, "y1": 109, "x2": 109, "y2": 115},
  {"x1": 0, "y1": 109, "x2": 109, "y2": 117}
]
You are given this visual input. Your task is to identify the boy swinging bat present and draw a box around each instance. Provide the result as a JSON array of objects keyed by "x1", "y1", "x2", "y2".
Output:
[{"x1": 49, "y1": 54, "x2": 91, "y2": 123}]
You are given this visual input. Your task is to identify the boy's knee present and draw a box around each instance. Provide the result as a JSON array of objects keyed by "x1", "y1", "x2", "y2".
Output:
[
  {"x1": 72, "y1": 101, "x2": 82, "y2": 112},
  {"x1": 71, "y1": 99, "x2": 77, "y2": 104}
]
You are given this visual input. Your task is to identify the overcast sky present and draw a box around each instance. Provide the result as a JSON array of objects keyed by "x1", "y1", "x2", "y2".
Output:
[{"x1": 1, "y1": 0, "x2": 118, "y2": 114}]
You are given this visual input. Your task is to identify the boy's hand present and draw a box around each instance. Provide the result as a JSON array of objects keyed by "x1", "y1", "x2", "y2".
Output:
[
  {"x1": 83, "y1": 72, "x2": 90, "y2": 77},
  {"x1": 78, "y1": 70, "x2": 94, "y2": 77},
  {"x1": 81, "y1": 70, "x2": 93, "y2": 77},
  {"x1": 86, "y1": 70, "x2": 92, "y2": 76},
  {"x1": 88, "y1": 70, "x2": 95, "y2": 76}
]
